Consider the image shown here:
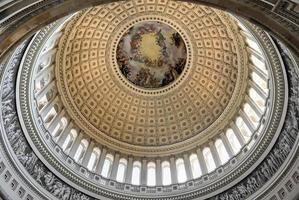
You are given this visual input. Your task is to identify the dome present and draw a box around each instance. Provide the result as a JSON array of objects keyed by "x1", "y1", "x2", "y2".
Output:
[
  {"x1": 0, "y1": 1, "x2": 298, "y2": 200},
  {"x1": 20, "y1": 0, "x2": 276, "y2": 188},
  {"x1": 52, "y1": 2, "x2": 250, "y2": 156}
]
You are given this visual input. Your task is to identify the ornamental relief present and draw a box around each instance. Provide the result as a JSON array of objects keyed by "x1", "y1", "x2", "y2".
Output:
[
  {"x1": 55, "y1": 0, "x2": 249, "y2": 153},
  {"x1": 2, "y1": 1, "x2": 295, "y2": 200},
  {"x1": 0, "y1": 44, "x2": 93, "y2": 200},
  {"x1": 1, "y1": 36, "x2": 298, "y2": 200},
  {"x1": 212, "y1": 41, "x2": 299, "y2": 200}
]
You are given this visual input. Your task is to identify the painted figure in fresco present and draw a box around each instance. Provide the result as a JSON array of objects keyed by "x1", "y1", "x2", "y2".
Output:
[{"x1": 116, "y1": 21, "x2": 187, "y2": 88}]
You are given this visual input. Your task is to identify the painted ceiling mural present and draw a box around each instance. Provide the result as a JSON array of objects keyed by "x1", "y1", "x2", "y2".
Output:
[
  {"x1": 116, "y1": 21, "x2": 187, "y2": 88},
  {"x1": 0, "y1": 0, "x2": 298, "y2": 200}
]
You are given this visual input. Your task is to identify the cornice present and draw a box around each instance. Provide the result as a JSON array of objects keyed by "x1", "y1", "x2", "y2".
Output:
[{"x1": 13, "y1": 17, "x2": 289, "y2": 200}]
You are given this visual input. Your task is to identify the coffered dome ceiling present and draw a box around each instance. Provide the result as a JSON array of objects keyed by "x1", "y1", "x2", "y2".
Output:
[
  {"x1": 55, "y1": 1, "x2": 248, "y2": 151},
  {"x1": 2, "y1": 0, "x2": 299, "y2": 200}
]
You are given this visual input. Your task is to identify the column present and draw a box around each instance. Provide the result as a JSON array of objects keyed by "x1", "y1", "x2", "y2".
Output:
[
  {"x1": 220, "y1": 133, "x2": 234, "y2": 158},
  {"x1": 156, "y1": 159, "x2": 162, "y2": 186},
  {"x1": 110, "y1": 153, "x2": 120, "y2": 180},
  {"x1": 57, "y1": 123, "x2": 73, "y2": 146},
  {"x1": 82, "y1": 141, "x2": 95, "y2": 167},
  {"x1": 240, "y1": 110, "x2": 256, "y2": 133},
  {"x1": 240, "y1": 30, "x2": 255, "y2": 41},
  {"x1": 125, "y1": 157, "x2": 133, "y2": 184},
  {"x1": 40, "y1": 47, "x2": 56, "y2": 58},
  {"x1": 183, "y1": 154, "x2": 192, "y2": 180},
  {"x1": 246, "y1": 95, "x2": 263, "y2": 118},
  {"x1": 96, "y1": 148, "x2": 107, "y2": 174},
  {"x1": 209, "y1": 141, "x2": 222, "y2": 167},
  {"x1": 196, "y1": 148, "x2": 208, "y2": 174},
  {"x1": 68, "y1": 132, "x2": 83, "y2": 158},
  {"x1": 47, "y1": 110, "x2": 65, "y2": 134},
  {"x1": 35, "y1": 80, "x2": 56, "y2": 100},
  {"x1": 248, "y1": 47, "x2": 264, "y2": 62},
  {"x1": 170, "y1": 157, "x2": 178, "y2": 184},
  {"x1": 230, "y1": 122, "x2": 246, "y2": 146},
  {"x1": 249, "y1": 63, "x2": 268, "y2": 82},
  {"x1": 249, "y1": 80, "x2": 267, "y2": 100},
  {"x1": 141, "y1": 159, "x2": 147, "y2": 185},
  {"x1": 39, "y1": 96, "x2": 59, "y2": 119}
]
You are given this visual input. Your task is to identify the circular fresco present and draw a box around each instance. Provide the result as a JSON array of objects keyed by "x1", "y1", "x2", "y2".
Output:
[{"x1": 116, "y1": 21, "x2": 187, "y2": 88}]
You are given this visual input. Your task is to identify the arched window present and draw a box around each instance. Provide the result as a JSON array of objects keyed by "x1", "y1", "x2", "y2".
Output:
[
  {"x1": 35, "y1": 78, "x2": 45, "y2": 92},
  {"x1": 226, "y1": 129, "x2": 241, "y2": 154},
  {"x1": 190, "y1": 154, "x2": 201, "y2": 178},
  {"x1": 252, "y1": 72, "x2": 268, "y2": 93},
  {"x1": 38, "y1": 54, "x2": 51, "y2": 69},
  {"x1": 36, "y1": 73, "x2": 51, "y2": 92},
  {"x1": 62, "y1": 129, "x2": 77, "y2": 152},
  {"x1": 176, "y1": 158, "x2": 187, "y2": 183},
  {"x1": 202, "y1": 147, "x2": 216, "y2": 172},
  {"x1": 51, "y1": 123, "x2": 61, "y2": 137},
  {"x1": 249, "y1": 88, "x2": 266, "y2": 110},
  {"x1": 250, "y1": 55, "x2": 267, "y2": 75},
  {"x1": 215, "y1": 139, "x2": 230, "y2": 164},
  {"x1": 131, "y1": 161, "x2": 141, "y2": 185},
  {"x1": 87, "y1": 147, "x2": 101, "y2": 171},
  {"x1": 101, "y1": 154, "x2": 114, "y2": 178},
  {"x1": 162, "y1": 161, "x2": 172, "y2": 185},
  {"x1": 246, "y1": 38, "x2": 262, "y2": 55},
  {"x1": 51, "y1": 117, "x2": 68, "y2": 138},
  {"x1": 44, "y1": 106, "x2": 58, "y2": 124},
  {"x1": 73, "y1": 139, "x2": 89, "y2": 163},
  {"x1": 147, "y1": 162, "x2": 156, "y2": 186},
  {"x1": 244, "y1": 103, "x2": 259, "y2": 127},
  {"x1": 116, "y1": 158, "x2": 127, "y2": 183},
  {"x1": 236, "y1": 117, "x2": 252, "y2": 142},
  {"x1": 37, "y1": 91, "x2": 53, "y2": 110}
]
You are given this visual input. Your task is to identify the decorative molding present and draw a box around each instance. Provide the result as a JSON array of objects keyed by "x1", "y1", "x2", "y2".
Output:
[{"x1": 12, "y1": 14, "x2": 291, "y2": 200}]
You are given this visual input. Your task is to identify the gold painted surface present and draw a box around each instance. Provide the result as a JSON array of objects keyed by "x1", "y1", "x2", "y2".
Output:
[{"x1": 140, "y1": 33, "x2": 161, "y2": 61}]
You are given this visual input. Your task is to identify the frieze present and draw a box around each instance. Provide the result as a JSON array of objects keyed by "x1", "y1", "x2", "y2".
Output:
[
  {"x1": 211, "y1": 38, "x2": 299, "y2": 200},
  {"x1": 0, "y1": 36, "x2": 94, "y2": 200},
  {"x1": 0, "y1": 6, "x2": 297, "y2": 200}
]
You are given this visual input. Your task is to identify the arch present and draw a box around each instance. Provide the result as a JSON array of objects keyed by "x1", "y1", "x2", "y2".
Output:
[
  {"x1": 51, "y1": 117, "x2": 68, "y2": 138},
  {"x1": 131, "y1": 161, "x2": 141, "y2": 185},
  {"x1": 37, "y1": 94, "x2": 49, "y2": 110},
  {"x1": 61, "y1": 129, "x2": 78, "y2": 152},
  {"x1": 147, "y1": 162, "x2": 156, "y2": 186},
  {"x1": 189, "y1": 154, "x2": 202, "y2": 178},
  {"x1": 226, "y1": 129, "x2": 241, "y2": 154},
  {"x1": 43, "y1": 106, "x2": 57, "y2": 124},
  {"x1": 202, "y1": 147, "x2": 216, "y2": 172},
  {"x1": 116, "y1": 158, "x2": 127, "y2": 183},
  {"x1": 249, "y1": 88, "x2": 266, "y2": 110},
  {"x1": 236, "y1": 117, "x2": 252, "y2": 142},
  {"x1": 87, "y1": 147, "x2": 101, "y2": 171},
  {"x1": 251, "y1": 72, "x2": 268, "y2": 93},
  {"x1": 250, "y1": 54, "x2": 266, "y2": 72},
  {"x1": 101, "y1": 154, "x2": 114, "y2": 178},
  {"x1": 176, "y1": 158, "x2": 187, "y2": 183},
  {"x1": 215, "y1": 139, "x2": 230, "y2": 164},
  {"x1": 162, "y1": 161, "x2": 172, "y2": 185},
  {"x1": 73, "y1": 139, "x2": 89, "y2": 163},
  {"x1": 244, "y1": 103, "x2": 259, "y2": 126}
]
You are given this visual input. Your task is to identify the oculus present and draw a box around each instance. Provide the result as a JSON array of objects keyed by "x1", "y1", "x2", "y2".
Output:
[{"x1": 116, "y1": 21, "x2": 187, "y2": 88}]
